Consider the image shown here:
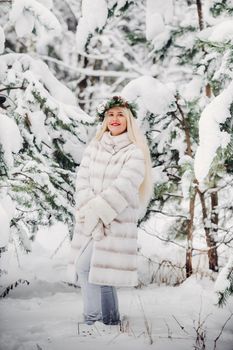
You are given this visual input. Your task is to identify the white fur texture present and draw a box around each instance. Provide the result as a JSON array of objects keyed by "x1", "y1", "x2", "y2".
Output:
[{"x1": 68, "y1": 131, "x2": 145, "y2": 286}]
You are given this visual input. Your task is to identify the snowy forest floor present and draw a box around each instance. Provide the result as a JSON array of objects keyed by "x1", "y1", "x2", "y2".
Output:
[{"x1": 0, "y1": 276, "x2": 233, "y2": 350}]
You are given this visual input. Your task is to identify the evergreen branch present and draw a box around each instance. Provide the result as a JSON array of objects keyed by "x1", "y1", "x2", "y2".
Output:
[
  {"x1": 11, "y1": 172, "x2": 48, "y2": 194},
  {"x1": 0, "y1": 279, "x2": 30, "y2": 298},
  {"x1": 0, "y1": 85, "x2": 25, "y2": 92}
]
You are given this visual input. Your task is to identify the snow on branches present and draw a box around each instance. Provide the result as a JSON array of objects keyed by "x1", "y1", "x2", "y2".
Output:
[
  {"x1": 9, "y1": 0, "x2": 61, "y2": 38},
  {"x1": 194, "y1": 80, "x2": 233, "y2": 182}
]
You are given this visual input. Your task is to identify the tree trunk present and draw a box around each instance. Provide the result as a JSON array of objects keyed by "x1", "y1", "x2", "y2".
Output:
[
  {"x1": 196, "y1": 0, "x2": 218, "y2": 272},
  {"x1": 196, "y1": 0, "x2": 204, "y2": 30},
  {"x1": 197, "y1": 189, "x2": 219, "y2": 272},
  {"x1": 210, "y1": 189, "x2": 219, "y2": 271},
  {"x1": 176, "y1": 100, "x2": 196, "y2": 277},
  {"x1": 186, "y1": 189, "x2": 197, "y2": 277}
]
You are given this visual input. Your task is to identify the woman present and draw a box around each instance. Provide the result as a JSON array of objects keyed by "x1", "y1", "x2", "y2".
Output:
[{"x1": 68, "y1": 96, "x2": 153, "y2": 330}]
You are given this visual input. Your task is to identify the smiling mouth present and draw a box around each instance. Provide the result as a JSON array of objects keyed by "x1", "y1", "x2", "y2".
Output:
[{"x1": 111, "y1": 123, "x2": 120, "y2": 126}]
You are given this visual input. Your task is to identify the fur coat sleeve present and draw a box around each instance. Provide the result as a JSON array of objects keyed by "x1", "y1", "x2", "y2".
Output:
[{"x1": 83, "y1": 147, "x2": 145, "y2": 226}]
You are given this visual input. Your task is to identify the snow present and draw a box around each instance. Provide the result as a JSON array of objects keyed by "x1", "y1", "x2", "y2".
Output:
[
  {"x1": 214, "y1": 255, "x2": 233, "y2": 297},
  {"x1": 76, "y1": 0, "x2": 108, "y2": 52},
  {"x1": 82, "y1": 0, "x2": 108, "y2": 32},
  {"x1": 28, "y1": 58, "x2": 77, "y2": 106},
  {"x1": 0, "y1": 195, "x2": 15, "y2": 248},
  {"x1": 9, "y1": 0, "x2": 61, "y2": 38},
  {"x1": 0, "y1": 54, "x2": 93, "y2": 127},
  {"x1": 194, "y1": 80, "x2": 233, "y2": 181},
  {"x1": 209, "y1": 20, "x2": 233, "y2": 42},
  {"x1": 75, "y1": 18, "x2": 90, "y2": 52},
  {"x1": 0, "y1": 26, "x2": 5, "y2": 54},
  {"x1": 28, "y1": 111, "x2": 51, "y2": 146},
  {"x1": 146, "y1": 0, "x2": 173, "y2": 47},
  {"x1": 0, "y1": 205, "x2": 10, "y2": 248},
  {"x1": 152, "y1": 166, "x2": 168, "y2": 185},
  {"x1": 37, "y1": 0, "x2": 53, "y2": 9},
  {"x1": 180, "y1": 169, "x2": 193, "y2": 200},
  {"x1": 199, "y1": 19, "x2": 233, "y2": 43},
  {"x1": 0, "y1": 273, "x2": 232, "y2": 349},
  {"x1": 1, "y1": 2, "x2": 233, "y2": 349},
  {"x1": 146, "y1": 13, "x2": 165, "y2": 40},
  {"x1": 179, "y1": 76, "x2": 203, "y2": 101},
  {"x1": 115, "y1": 0, "x2": 128, "y2": 12},
  {"x1": 0, "y1": 224, "x2": 233, "y2": 349},
  {"x1": 0, "y1": 113, "x2": 23, "y2": 167},
  {"x1": 122, "y1": 76, "x2": 175, "y2": 116}
]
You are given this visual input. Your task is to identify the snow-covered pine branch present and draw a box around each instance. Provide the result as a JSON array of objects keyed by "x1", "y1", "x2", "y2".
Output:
[
  {"x1": 194, "y1": 80, "x2": 233, "y2": 182},
  {"x1": 9, "y1": 0, "x2": 61, "y2": 38}
]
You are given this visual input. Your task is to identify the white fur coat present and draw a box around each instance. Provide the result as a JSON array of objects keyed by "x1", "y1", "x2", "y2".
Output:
[{"x1": 68, "y1": 131, "x2": 145, "y2": 287}]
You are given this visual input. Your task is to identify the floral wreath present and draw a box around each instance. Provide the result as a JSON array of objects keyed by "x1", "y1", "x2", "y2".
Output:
[{"x1": 96, "y1": 95, "x2": 138, "y2": 121}]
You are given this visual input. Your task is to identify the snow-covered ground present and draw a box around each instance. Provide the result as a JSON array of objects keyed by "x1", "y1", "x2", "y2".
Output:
[
  {"x1": 0, "y1": 224, "x2": 233, "y2": 350},
  {"x1": 0, "y1": 277, "x2": 233, "y2": 350}
]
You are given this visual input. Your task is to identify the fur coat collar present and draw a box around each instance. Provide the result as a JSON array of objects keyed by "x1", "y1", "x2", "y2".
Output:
[{"x1": 100, "y1": 131, "x2": 132, "y2": 153}]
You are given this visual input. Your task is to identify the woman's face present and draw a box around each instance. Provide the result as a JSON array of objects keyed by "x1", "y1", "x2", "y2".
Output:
[{"x1": 106, "y1": 107, "x2": 127, "y2": 136}]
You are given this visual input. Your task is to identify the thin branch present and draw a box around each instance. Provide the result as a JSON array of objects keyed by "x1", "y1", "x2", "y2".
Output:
[
  {"x1": 213, "y1": 313, "x2": 233, "y2": 350},
  {"x1": 172, "y1": 315, "x2": 190, "y2": 335},
  {"x1": 37, "y1": 54, "x2": 139, "y2": 79},
  {"x1": 140, "y1": 225, "x2": 186, "y2": 249},
  {"x1": 148, "y1": 209, "x2": 187, "y2": 219}
]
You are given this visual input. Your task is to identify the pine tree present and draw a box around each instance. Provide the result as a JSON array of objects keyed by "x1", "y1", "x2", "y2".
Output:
[{"x1": 0, "y1": 2, "x2": 95, "y2": 263}]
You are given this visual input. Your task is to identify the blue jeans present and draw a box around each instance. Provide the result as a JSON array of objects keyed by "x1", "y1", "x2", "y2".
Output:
[{"x1": 75, "y1": 239, "x2": 120, "y2": 325}]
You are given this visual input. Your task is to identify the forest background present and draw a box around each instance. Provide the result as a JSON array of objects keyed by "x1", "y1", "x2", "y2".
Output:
[{"x1": 0, "y1": 1, "x2": 233, "y2": 349}]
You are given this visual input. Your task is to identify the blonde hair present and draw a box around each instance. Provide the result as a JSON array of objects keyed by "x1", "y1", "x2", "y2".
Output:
[{"x1": 95, "y1": 107, "x2": 153, "y2": 213}]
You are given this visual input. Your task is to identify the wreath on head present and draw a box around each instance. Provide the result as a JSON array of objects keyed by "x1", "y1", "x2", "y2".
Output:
[{"x1": 96, "y1": 96, "x2": 138, "y2": 121}]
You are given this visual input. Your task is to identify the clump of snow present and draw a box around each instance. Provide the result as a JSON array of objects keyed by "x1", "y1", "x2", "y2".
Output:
[
  {"x1": 152, "y1": 166, "x2": 168, "y2": 185},
  {"x1": 0, "y1": 206, "x2": 10, "y2": 248},
  {"x1": 180, "y1": 169, "x2": 193, "y2": 199},
  {"x1": 178, "y1": 156, "x2": 194, "y2": 199},
  {"x1": 76, "y1": 0, "x2": 108, "y2": 52},
  {"x1": 28, "y1": 111, "x2": 51, "y2": 146},
  {"x1": 0, "y1": 113, "x2": 23, "y2": 167},
  {"x1": 0, "y1": 26, "x2": 5, "y2": 54},
  {"x1": 0, "y1": 194, "x2": 15, "y2": 248},
  {"x1": 214, "y1": 255, "x2": 233, "y2": 300},
  {"x1": 194, "y1": 80, "x2": 233, "y2": 182},
  {"x1": 146, "y1": 0, "x2": 173, "y2": 49},
  {"x1": 146, "y1": 13, "x2": 165, "y2": 40},
  {"x1": 29, "y1": 58, "x2": 77, "y2": 106},
  {"x1": 114, "y1": 0, "x2": 128, "y2": 12},
  {"x1": 9, "y1": 0, "x2": 61, "y2": 38},
  {"x1": 199, "y1": 19, "x2": 233, "y2": 43},
  {"x1": 179, "y1": 76, "x2": 203, "y2": 101},
  {"x1": 122, "y1": 76, "x2": 175, "y2": 116},
  {"x1": 36, "y1": 0, "x2": 53, "y2": 9},
  {"x1": 0, "y1": 54, "x2": 78, "y2": 107},
  {"x1": 75, "y1": 18, "x2": 90, "y2": 52}
]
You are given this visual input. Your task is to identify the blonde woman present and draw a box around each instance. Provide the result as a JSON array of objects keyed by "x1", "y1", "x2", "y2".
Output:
[{"x1": 68, "y1": 96, "x2": 153, "y2": 333}]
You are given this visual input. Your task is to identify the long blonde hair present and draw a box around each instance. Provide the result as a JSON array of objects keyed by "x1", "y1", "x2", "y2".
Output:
[{"x1": 95, "y1": 107, "x2": 153, "y2": 213}]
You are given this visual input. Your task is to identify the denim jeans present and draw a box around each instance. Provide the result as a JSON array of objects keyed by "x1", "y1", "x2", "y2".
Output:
[{"x1": 75, "y1": 239, "x2": 120, "y2": 325}]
